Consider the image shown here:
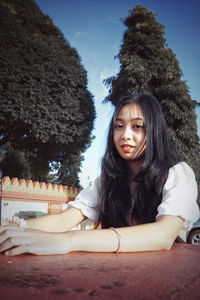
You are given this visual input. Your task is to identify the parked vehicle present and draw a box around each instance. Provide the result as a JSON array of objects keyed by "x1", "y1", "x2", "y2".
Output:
[
  {"x1": 187, "y1": 218, "x2": 200, "y2": 245},
  {"x1": 15, "y1": 211, "x2": 48, "y2": 220}
]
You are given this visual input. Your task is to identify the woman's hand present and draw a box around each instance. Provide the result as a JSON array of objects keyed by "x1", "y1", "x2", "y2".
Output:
[
  {"x1": 0, "y1": 220, "x2": 21, "y2": 232},
  {"x1": 0, "y1": 227, "x2": 73, "y2": 256}
]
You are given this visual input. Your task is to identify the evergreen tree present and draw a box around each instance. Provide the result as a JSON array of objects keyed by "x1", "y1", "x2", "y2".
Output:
[
  {"x1": 0, "y1": 143, "x2": 32, "y2": 179},
  {"x1": 0, "y1": 0, "x2": 95, "y2": 186},
  {"x1": 104, "y1": 5, "x2": 200, "y2": 202}
]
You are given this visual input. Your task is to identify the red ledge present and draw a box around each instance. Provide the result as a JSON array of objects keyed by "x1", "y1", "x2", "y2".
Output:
[{"x1": 0, "y1": 243, "x2": 200, "y2": 300}]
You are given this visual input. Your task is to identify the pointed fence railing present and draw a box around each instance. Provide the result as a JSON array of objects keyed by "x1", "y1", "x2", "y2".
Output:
[{"x1": 1, "y1": 176, "x2": 81, "y2": 215}]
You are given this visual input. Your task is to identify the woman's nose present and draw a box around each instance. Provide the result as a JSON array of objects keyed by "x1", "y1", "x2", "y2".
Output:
[{"x1": 121, "y1": 126, "x2": 132, "y2": 140}]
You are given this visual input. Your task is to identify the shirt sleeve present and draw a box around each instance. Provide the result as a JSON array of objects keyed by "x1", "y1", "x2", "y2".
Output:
[
  {"x1": 156, "y1": 162, "x2": 199, "y2": 240},
  {"x1": 67, "y1": 177, "x2": 101, "y2": 223}
]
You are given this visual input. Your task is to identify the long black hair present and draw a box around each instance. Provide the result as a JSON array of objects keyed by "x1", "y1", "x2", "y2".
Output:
[{"x1": 98, "y1": 94, "x2": 179, "y2": 228}]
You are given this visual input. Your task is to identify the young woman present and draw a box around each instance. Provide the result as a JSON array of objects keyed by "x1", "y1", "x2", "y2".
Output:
[{"x1": 0, "y1": 94, "x2": 199, "y2": 256}]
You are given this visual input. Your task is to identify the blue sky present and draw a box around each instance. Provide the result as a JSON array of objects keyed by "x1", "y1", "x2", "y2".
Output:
[{"x1": 36, "y1": 0, "x2": 200, "y2": 187}]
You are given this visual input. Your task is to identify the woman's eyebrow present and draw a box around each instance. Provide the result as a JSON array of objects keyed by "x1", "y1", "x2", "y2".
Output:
[
  {"x1": 132, "y1": 117, "x2": 144, "y2": 121},
  {"x1": 115, "y1": 117, "x2": 144, "y2": 121}
]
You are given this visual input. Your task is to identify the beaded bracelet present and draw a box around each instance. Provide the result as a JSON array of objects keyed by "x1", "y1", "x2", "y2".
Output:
[
  {"x1": 8, "y1": 216, "x2": 28, "y2": 228},
  {"x1": 110, "y1": 227, "x2": 121, "y2": 253}
]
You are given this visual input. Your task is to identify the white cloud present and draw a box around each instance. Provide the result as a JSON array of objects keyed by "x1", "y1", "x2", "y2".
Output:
[
  {"x1": 74, "y1": 31, "x2": 89, "y2": 39},
  {"x1": 108, "y1": 16, "x2": 120, "y2": 25},
  {"x1": 98, "y1": 68, "x2": 118, "y2": 98}
]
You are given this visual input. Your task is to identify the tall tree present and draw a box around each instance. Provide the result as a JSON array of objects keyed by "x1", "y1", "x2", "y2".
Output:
[
  {"x1": 0, "y1": 0, "x2": 95, "y2": 186},
  {"x1": 104, "y1": 5, "x2": 200, "y2": 201}
]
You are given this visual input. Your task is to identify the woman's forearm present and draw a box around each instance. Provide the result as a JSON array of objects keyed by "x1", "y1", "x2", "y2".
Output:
[
  {"x1": 69, "y1": 226, "x2": 167, "y2": 253},
  {"x1": 69, "y1": 215, "x2": 184, "y2": 253},
  {"x1": 26, "y1": 207, "x2": 85, "y2": 232}
]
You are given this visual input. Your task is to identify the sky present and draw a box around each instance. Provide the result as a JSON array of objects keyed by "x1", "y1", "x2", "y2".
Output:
[{"x1": 36, "y1": 0, "x2": 200, "y2": 187}]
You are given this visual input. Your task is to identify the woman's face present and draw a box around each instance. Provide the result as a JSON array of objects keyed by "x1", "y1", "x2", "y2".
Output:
[{"x1": 113, "y1": 103, "x2": 146, "y2": 165}]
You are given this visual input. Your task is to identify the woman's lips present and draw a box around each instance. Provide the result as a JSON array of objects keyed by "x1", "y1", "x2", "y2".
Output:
[{"x1": 121, "y1": 144, "x2": 134, "y2": 153}]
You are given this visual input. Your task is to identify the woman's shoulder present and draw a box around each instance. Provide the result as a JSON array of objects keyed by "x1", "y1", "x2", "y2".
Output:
[
  {"x1": 169, "y1": 161, "x2": 195, "y2": 178},
  {"x1": 166, "y1": 161, "x2": 196, "y2": 188}
]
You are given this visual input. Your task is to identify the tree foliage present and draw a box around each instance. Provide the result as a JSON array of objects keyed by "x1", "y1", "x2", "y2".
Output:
[
  {"x1": 0, "y1": 0, "x2": 95, "y2": 186},
  {"x1": 104, "y1": 5, "x2": 200, "y2": 201}
]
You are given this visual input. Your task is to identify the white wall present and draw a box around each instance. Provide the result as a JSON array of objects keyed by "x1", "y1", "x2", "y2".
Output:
[{"x1": 2, "y1": 200, "x2": 48, "y2": 219}]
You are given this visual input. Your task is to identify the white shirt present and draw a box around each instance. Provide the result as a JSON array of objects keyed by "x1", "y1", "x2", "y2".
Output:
[{"x1": 68, "y1": 162, "x2": 199, "y2": 241}]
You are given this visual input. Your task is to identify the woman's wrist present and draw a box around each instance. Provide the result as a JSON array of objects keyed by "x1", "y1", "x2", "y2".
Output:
[
  {"x1": 8, "y1": 216, "x2": 28, "y2": 228},
  {"x1": 65, "y1": 230, "x2": 84, "y2": 252}
]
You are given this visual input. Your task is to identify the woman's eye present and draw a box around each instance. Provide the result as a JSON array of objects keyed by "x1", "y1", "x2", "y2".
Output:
[
  {"x1": 133, "y1": 125, "x2": 143, "y2": 129},
  {"x1": 114, "y1": 124, "x2": 122, "y2": 129}
]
